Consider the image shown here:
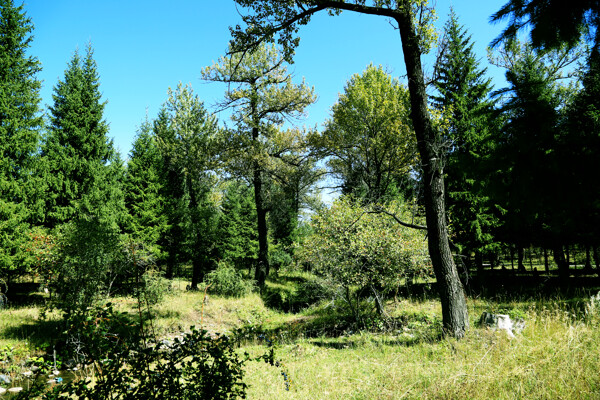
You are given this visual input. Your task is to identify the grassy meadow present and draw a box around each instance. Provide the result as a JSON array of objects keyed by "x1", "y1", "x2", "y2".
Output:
[{"x1": 1, "y1": 273, "x2": 600, "y2": 399}]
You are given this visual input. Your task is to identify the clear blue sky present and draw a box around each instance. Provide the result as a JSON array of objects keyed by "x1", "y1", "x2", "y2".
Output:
[{"x1": 24, "y1": 0, "x2": 508, "y2": 158}]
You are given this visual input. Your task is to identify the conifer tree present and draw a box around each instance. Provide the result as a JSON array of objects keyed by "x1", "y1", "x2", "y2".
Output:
[
  {"x1": 202, "y1": 43, "x2": 316, "y2": 286},
  {"x1": 155, "y1": 83, "x2": 220, "y2": 289},
  {"x1": 42, "y1": 44, "x2": 122, "y2": 229},
  {"x1": 0, "y1": 0, "x2": 43, "y2": 279},
  {"x1": 124, "y1": 116, "x2": 166, "y2": 256},
  {"x1": 431, "y1": 10, "x2": 497, "y2": 268},
  {"x1": 216, "y1": 180, "x2": 258, "y2": 269}
]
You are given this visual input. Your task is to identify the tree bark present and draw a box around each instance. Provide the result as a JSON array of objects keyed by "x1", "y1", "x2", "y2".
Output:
[{"x1": 395, "y1": 4, "x2": 468, "y2": 338}]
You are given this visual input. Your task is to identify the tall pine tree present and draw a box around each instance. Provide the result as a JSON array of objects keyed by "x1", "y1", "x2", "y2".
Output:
[
  {"x1": 0, "y1": 0, "x2": 43, "y2": 279},
  {"x1": 431, "y1": 10, "x2": 497, "y2": 269}
]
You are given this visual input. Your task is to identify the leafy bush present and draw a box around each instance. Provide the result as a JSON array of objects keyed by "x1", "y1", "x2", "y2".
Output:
[
  {"x1": 49, "y1": 217, "x2": 128, "y2": 315},
  {"x1": 19, "y1": 303, "x2": 271, "y2": 400},
  {"x1": 294, "y1": 276, "x2": 340, "y2": 309},
  {"x1": 204, "y1": 262, "x2": 254, "y2": 297},
  {"x1": 299, "y1": 197, "x2": 432, "y2": 321},
  {"x1": 138, "y1": 269, "x2": 171, "y2": 305}
]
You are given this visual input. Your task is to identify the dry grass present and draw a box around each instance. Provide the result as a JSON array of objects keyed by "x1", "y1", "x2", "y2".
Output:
[{"x1": 1, "y1": 278, "x2": 599, "y2": 399}]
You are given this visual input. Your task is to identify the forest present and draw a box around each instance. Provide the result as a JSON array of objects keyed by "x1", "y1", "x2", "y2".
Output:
[{"x1": 1, "y1": 0, "x2": 599, "y2": 398}]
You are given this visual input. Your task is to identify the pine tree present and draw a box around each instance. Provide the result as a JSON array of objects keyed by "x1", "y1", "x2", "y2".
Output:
[
  {"x1": 124, "y1": 116, "x2": 166, "y2": 256},
  {"x1": 431, "y1": 10, "x2": 497, "y2": 268},
  {"x1": 42, "y1": 44, "x2": 120, "y2": 229},
  {"x1": 0, "y1": 0, "x2": 43, "y2": 279}
]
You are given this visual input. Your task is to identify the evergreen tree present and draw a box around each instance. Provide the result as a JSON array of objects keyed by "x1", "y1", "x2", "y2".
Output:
[
  {"x1": 42, "y1": 44, "x2": 122, "y2": 229},
  {"x1": 431, "y1": 10, "x2": 498, "y2": 269},
  {"x1": 216, "y1": 180, "x2": 258, "y2": 269},
  {"x1": 0, "y1": 0, "x2": 43, "y2": 279},
  {"x1": 488, "y1": 41, "x2": 575, "y2": 275},
  {"x1": 564, "y1": 36, "x2": 600, "y2": 254},
  {"x1": 155, "y1": 83, "x2": 220, "y2": 289},
  {"x1": 124, "y1": 116, "x2": 166, "y2": 256}
]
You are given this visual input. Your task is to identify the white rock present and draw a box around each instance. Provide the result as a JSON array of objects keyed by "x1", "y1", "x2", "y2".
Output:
[
  {"x1": 0, "y1": 387, "x2": 6, "y2": 394},
  {"x1": 8, "y1": 387, "x2": 23, "y2": 392}
]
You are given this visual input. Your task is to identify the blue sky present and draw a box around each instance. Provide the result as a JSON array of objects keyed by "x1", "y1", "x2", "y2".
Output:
[{"x1": 24, "y1": 0, "x2": 508, "y2": 158}]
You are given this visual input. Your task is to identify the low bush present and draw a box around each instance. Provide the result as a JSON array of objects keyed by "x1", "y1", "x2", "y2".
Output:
[{"x1": 204, "y1": 262, "x2": 254, "y2": 297}]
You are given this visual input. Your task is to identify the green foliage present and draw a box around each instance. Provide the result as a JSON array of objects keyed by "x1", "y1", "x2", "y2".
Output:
[
  {"x1": 42, "y1": 44, "x2": 125, "y2": 231},
  {"x1": 21, "y1": 303, "x2": 257, "y2": 400},
  {"x1": 431, "y1": 10, "x2": 499, "y2": 259},
  {"x1": 49, "y1": 217, "x2": 127, "y2": 314},
  {"x1": 487, "y1": 41, "x2": 580, "y2": 248},
  {"x1": 0, "y1": 0, "x2": 43, "y2": 278},
  {"x1": 216, "y1": 180, "x2": 258, "y2": 265},
  {"x1": 311, "y1": 64, "x2": 417, "y2": 203},
  {"x1": 138, "y1": 269, "x2": 172, "y2": 306},
  {"x1": 124, "y1": 116, "x2": 167, "y2": 258},
  {"x1": 202, "y1": 43, "x2": 317, "y2": 285},
  {"x1": 300, "y1": 197, "x2": 431, "y2": 320},
  {"x1": 204, "y1": 262, "x2": 255, "y2": 298},
  {"x1": 155, "y1": 83, "x2": 220, "y2": 288}
]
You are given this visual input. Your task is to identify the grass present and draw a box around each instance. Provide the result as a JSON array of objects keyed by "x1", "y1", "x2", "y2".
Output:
[{"x1": 1, "y1": 274, "x2": 600, "y2": 399}]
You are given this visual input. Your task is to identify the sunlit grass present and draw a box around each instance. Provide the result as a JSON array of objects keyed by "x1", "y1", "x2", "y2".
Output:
[{"x1": 1, "y1": 275, "x2": 599, "y2": 399}]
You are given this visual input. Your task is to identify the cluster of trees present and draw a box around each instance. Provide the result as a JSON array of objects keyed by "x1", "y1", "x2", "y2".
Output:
[{"x1": 1, "y1": 0, "x2": 599, "y2": 338}]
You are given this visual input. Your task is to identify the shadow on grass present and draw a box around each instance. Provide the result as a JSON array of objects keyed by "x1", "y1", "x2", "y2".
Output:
[{"x1": 1, "y1": 317, "x2": 63, "y2": 349}]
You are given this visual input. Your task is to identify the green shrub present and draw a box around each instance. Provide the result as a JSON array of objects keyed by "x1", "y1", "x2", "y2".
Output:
[
  {"x1": 204, "y1": 262, "x2": 254, "y2": 297},
  {"x1": 138, "y1": 269, "x2": 171, "y2": 305},
  {"x1": 19, "y1": 303, "x2": 269, "y2": 400},
  {"x1": 294, "y1": 277, "x2": 339, "y2": 309}
]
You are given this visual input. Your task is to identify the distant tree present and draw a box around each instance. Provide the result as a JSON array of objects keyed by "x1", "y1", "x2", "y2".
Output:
[
  {"x1": 488, "y1": 41, "x2": 580, "y2": 277},
  {"x1": 124, "y1": 116, "x2": 167, "y2": 257},
  {"x1": 42, "y1": 44, "x2": 124, "y2": 229},
  {"x1": 311, "y1": 64, "x2": 417, "y2": 204},
  {"x1": 155, "y1": 83, "x2": 220, "y2": 290},
  {"x1": 202, "y1": 43, "x2": 316, "y2": 286},
  {"x1": 563, "y1": 36, "x2": 600, "y2": 264},
  {"x1": 431, "y1": 10, "x2": 499, "y2": 270},
  {"x1": 216, "y1": 180, "x2": 258, "y2": 270},
  {"x1": 0, "y1": 0, "x2": 43, "y2": 280}
]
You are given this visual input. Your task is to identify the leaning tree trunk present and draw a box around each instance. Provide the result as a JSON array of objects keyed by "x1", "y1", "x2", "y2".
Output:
[{"x1": 396, "y1": 4, "x2": 469, "y2": 338}]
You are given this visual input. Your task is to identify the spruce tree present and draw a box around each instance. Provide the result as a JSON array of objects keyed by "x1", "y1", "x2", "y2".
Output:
[
  {"x1": 124, "y1": 116, "x2": 166, "y2": 256},
  {"x1": 0, "y1": 0, "x2": 43, "y2": 279},
  {"x1": 431, "y1": 10, "x2": 497, "y2": 268},
  {"x1": 42, "y1": 44, "x2": 120, "y2": 229}
]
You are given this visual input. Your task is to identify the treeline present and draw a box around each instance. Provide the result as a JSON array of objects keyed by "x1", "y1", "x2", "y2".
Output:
[{"x1": 1, "y1": 0, "x2": 599, "y2": 313}]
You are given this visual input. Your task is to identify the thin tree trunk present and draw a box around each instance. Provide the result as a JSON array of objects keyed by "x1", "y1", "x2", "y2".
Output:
[
  {"x1": 553, "y1": 245, "x2": 569, "y2": 280},
  {"x1": 396, "y1": 4, "x2": 468, "y2": 338},
  {"x1": 544, "y1": 248, "x2": 549, "y2": 273},
  {"x1": 517, "y1": 246, "x2": 526, "y2": 271},
  {"x1": 584, "y1": 246, "x2": 592, "y2": 270},
  {"x1": 189, "y1": 178, "x2": 203, "y2": 291}
]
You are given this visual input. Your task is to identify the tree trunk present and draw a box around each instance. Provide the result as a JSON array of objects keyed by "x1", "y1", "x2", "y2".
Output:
[
  {"x1": 584, "y1": 246, "x2": 592, "y2": 270},
  {"x1": 553, "y1": 245, "x2": 569, "y2": 280},
  {"x1": 544, "y1": 248, "x2": 549, "y2": 273},
  {"x1": 189, "y1": 178, "x2": 203, "y2": 291},
  {"x1": 396, "y1": 5, "x2": 468, "y2": 338},
  {"x1": 252, "y1": 126, "x2": 269, "y2": 287},
  {"x1": 517, "y1": 246, "x2": 526, "y2": 271}
]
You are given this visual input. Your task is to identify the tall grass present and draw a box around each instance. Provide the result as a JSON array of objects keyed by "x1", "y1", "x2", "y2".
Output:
[{"x1": 1, "y1": 276, "x2": 599, "y2": 399}]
